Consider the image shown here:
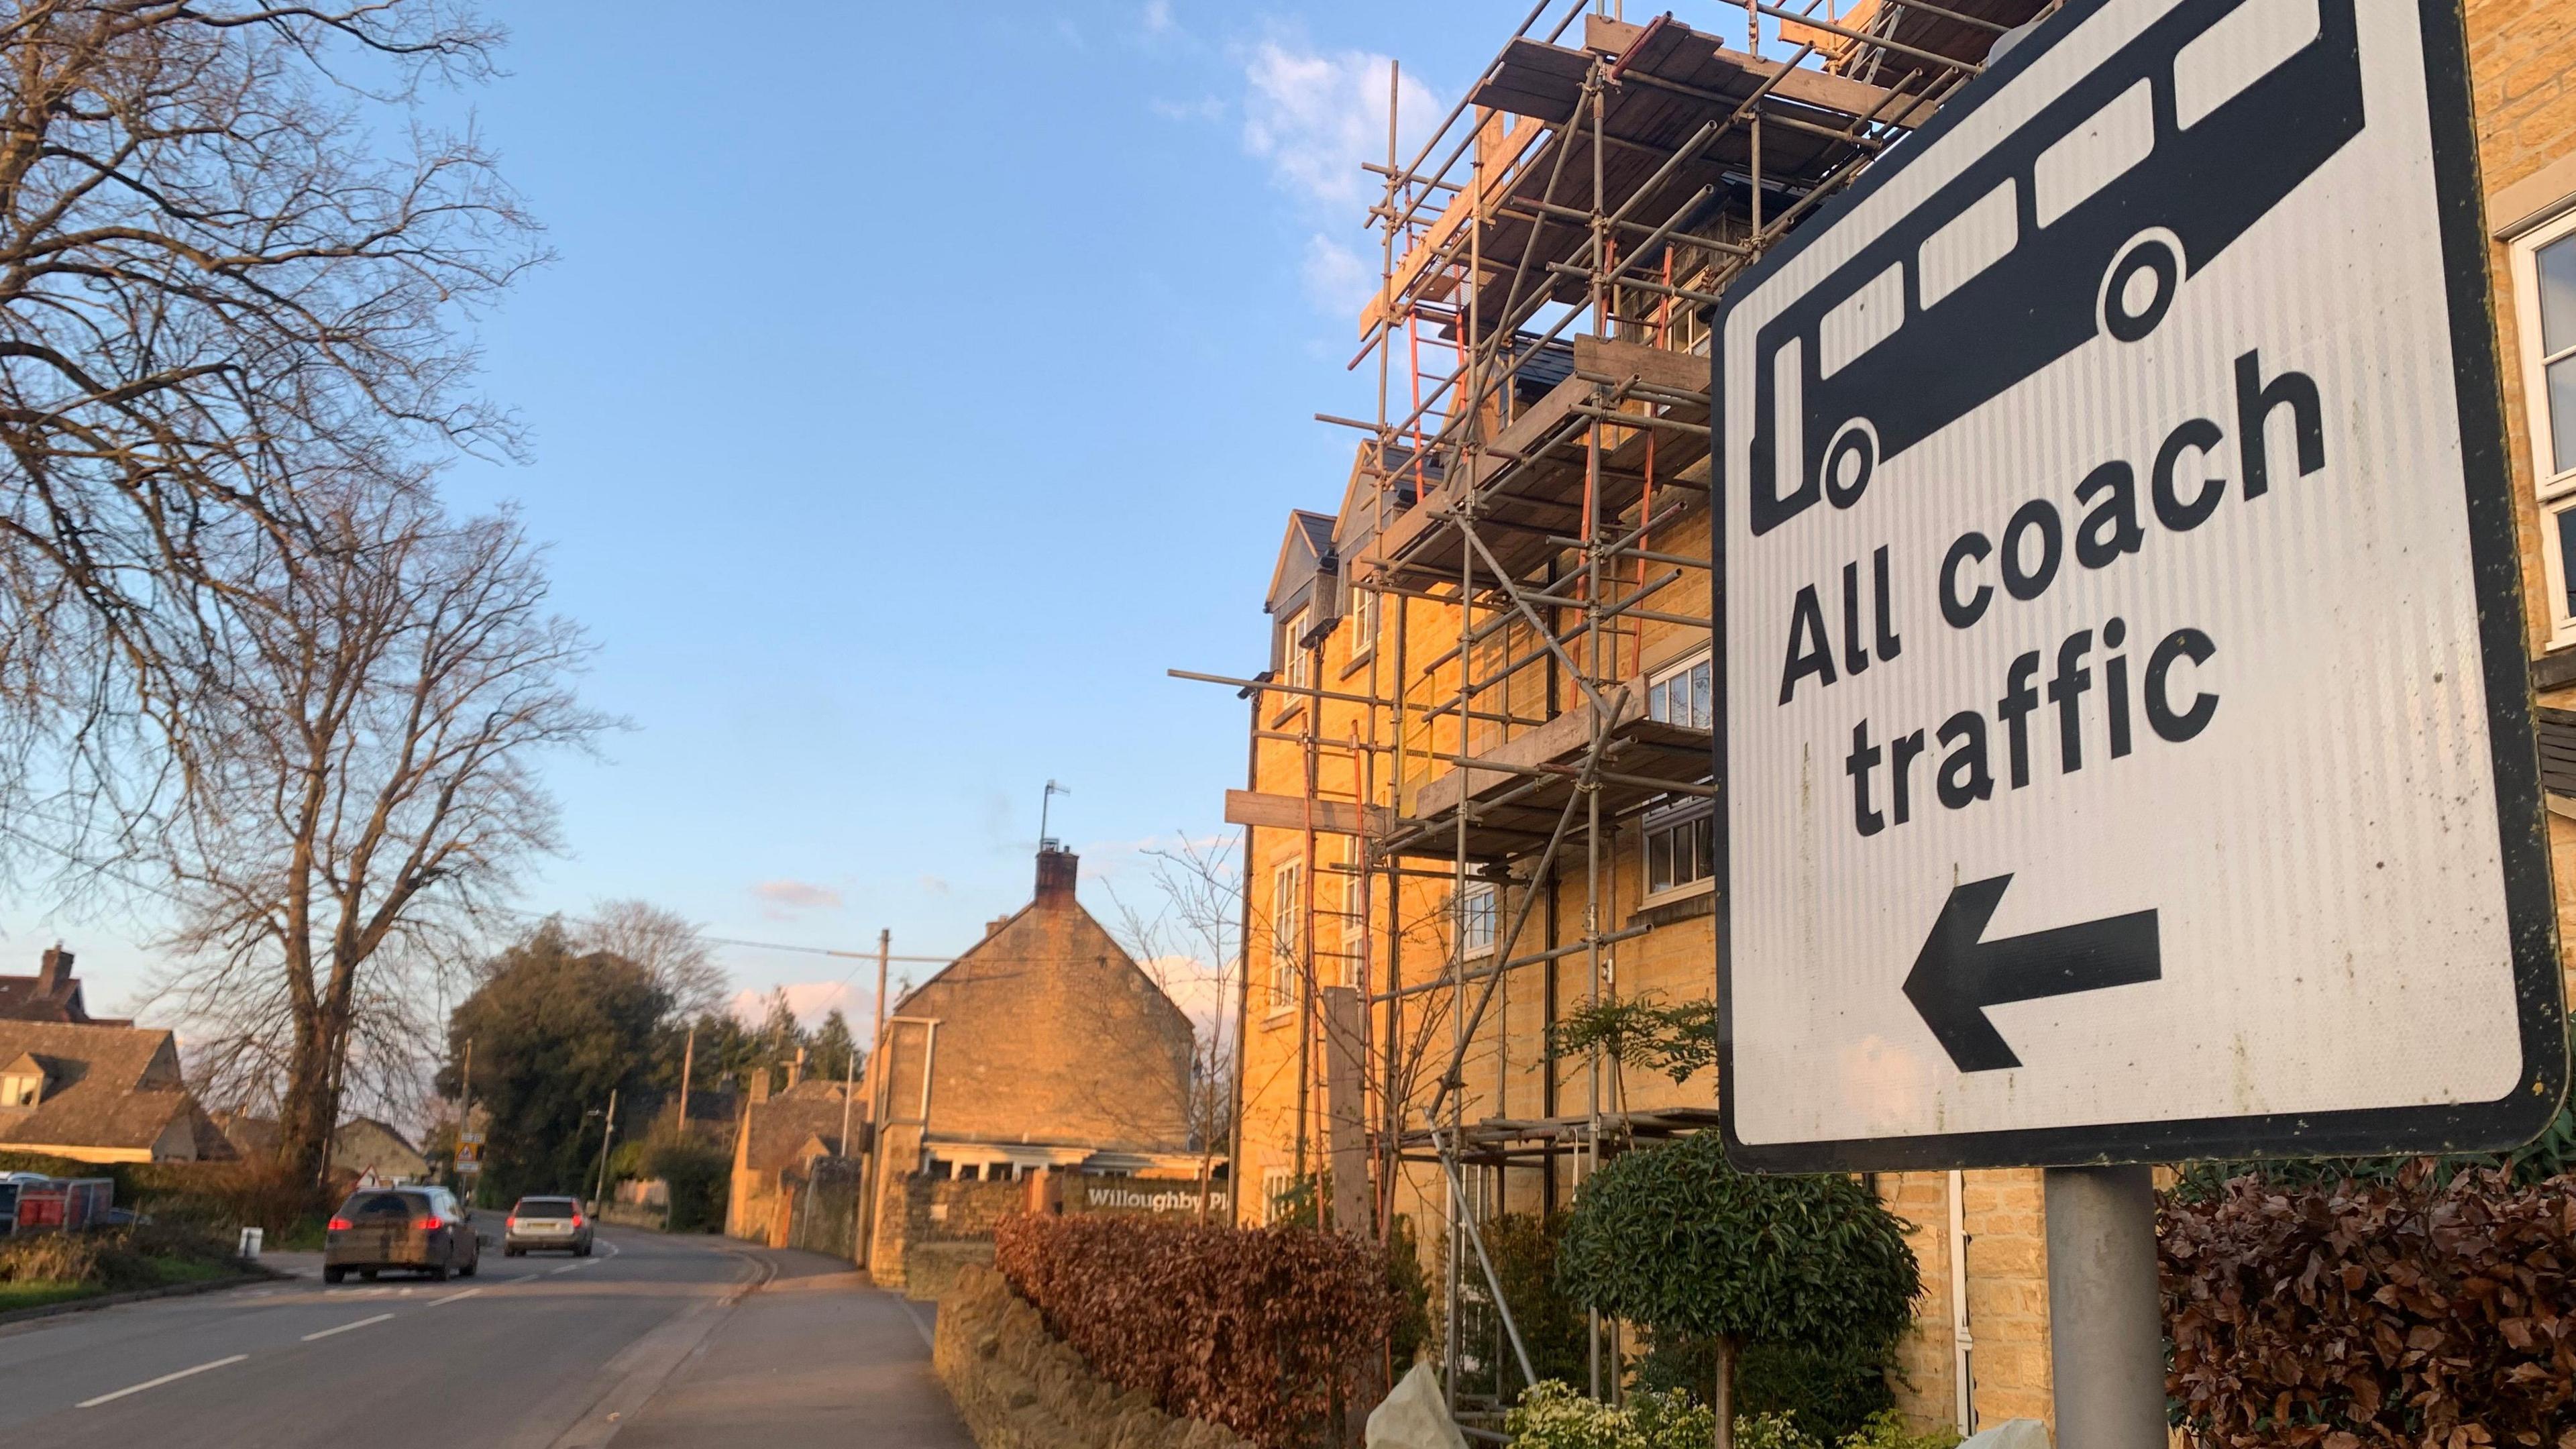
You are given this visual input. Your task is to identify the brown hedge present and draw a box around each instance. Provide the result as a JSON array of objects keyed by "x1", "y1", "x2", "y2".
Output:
[
  {"x1": 2162, "y1": 1163, "x2": 2576, "y2": 1449},
  {"x1": 993, "y1": 1211, "x2": 1398, "y2": 1448}
]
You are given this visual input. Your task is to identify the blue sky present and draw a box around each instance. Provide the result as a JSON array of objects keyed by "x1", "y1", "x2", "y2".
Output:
[{"x1": 21, "y1": 0, "x2": 1524, "y2": 1028}]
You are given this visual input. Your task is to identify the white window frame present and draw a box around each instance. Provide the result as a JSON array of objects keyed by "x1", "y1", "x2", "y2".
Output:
[
  {"x1": 2512, "y1": 207, "x2": 2576, "y2": 648},
  {"x1": 0, "y1": 1072, "x2": 36, "y2": 1108},
  {"x1": 1345, "y1": 573, "x2": 1377, "y2": 667},
  {"x1": 1457, "y1": 881, "x2": 1499, "y2": 959},
  {"x1": 1260, "y1": 1167, "x2": 1297, "y2": 1224},
  {"x1": 1269, "y1": 859, "x2": 1302, "y2": 1015},
  {"x1": 1281, "y1": 607, "x2": 1312, "y2": 696},
  {"x1": 1647, "y1": 649, "x2": 1714, "y2": 729},
  {"x1": 1643, "y1": 802, "x2": 1717, "y2": 902}
]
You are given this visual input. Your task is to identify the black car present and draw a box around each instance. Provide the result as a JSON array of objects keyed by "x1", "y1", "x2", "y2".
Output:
[{"x1": 323, "y1": 1185, "x2": 479, "y2": 1283}]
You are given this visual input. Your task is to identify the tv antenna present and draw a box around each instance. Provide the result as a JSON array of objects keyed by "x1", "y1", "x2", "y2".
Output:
[{"x1": 1040, "y1": 779, "x2": 1071, "y2": 849}]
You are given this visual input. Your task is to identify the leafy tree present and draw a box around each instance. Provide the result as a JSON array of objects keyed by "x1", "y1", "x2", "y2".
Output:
[
  {"x1": 1558, "y1": 1133, "x2": 1919, "y2": 1449},
  {"x1": 442, "y1": 924, "x2": 669, "y2": 1203},
  {"x1": 809, "y1": 1009, "x2": 860, "y2": 1085}
]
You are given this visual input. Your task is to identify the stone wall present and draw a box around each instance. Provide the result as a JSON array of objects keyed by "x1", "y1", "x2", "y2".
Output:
[{"x1": 933, "y1": 1261, "x2": 1250, "y2": 1449}]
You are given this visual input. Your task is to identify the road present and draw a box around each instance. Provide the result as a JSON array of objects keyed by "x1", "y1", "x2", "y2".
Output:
[{"x1": 0, "y1": 1228, "x2": 969, "y2": 1448}]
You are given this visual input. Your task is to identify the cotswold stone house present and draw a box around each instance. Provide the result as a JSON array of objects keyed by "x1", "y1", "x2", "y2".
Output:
[
  {"x1": 0, "y1": 1020, "x2": 234, "y2": 1164},
  {"x1": 727, "y1": 1067, "x2": 857, "y2": 1246},
  {"x1": 858, "y1": 843, "x2": 1208, "y2": 1284}
]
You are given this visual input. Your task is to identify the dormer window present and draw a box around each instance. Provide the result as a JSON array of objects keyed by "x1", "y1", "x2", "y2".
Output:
[{"x1": 0, "y1": 1055, "x2": 44, "y2": 1108}]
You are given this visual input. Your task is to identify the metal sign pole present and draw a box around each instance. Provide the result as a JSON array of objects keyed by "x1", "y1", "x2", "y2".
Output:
[{"x1": 2045, "y1": 1166, "x2": 2165, "y2": 1449}]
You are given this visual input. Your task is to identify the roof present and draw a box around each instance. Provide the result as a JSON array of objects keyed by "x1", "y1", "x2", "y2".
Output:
[
  {"x1": 739, "y1": 1079, "x2": 858, "y2": 1179},
  {"x1": 1267, "y1": 508, "x2": 1340, "y2": 619},
  {"x1": 0, "y1": 974, "x2": 124, "y2": 1027},
  {"x1": 0, "y1": 1020, "x2": 229, "y2": 1159}
]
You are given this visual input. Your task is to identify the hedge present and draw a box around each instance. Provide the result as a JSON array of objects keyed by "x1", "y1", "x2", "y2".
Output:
[
  {"x1": 2163, "y1": 1163, "x2": 2576, "y2": 1448},
  {"x1": 993, "y1": 1212, "x2": 1398, "y2": 1448}
]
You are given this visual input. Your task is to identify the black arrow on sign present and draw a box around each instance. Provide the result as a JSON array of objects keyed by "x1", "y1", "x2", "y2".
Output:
[{"x1": 1902, "y1": 874, "x2": 2161, "y2": 1073}]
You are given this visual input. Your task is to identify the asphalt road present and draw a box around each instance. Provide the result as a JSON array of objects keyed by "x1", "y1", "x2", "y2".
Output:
[{"x1": 0, "y1": 1228, "x2": 967, "y2": 1448}]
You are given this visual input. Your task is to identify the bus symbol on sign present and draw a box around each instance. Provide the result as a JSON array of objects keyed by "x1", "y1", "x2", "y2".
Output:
[{"x1": 1748, "y1": 0, "x2": 2365, "y2": 537}]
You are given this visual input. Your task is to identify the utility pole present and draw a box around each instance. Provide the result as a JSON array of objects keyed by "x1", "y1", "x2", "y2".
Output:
[
  {"x1": 872, "y1": 928, "x2": 890, "y2": 1056},
  {"x1": 837, "y1": 1026, "x2": 857, "y2": 1158},
  {"x1": 676, "y1": 1024, "x2": 696, "y2": 1135},
  {"x1": 456, "y1": 1036, "x2": 475, "y2": 1207},
  {"x1": 592, "y1": 1088, "x2": 618, "y2": 1210}
]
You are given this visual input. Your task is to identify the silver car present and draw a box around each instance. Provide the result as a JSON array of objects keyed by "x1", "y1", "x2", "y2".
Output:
[{"x1": 502, "y1": 1195, "x2": 592, "y2": 1256}]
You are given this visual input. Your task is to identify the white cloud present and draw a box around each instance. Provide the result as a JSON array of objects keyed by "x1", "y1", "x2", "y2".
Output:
[
  {"x1": 1141, "y1": 0, "x2": 1177, "y2": 38},
  {"x1": 1238, "y1": 37, "x2": 1443, "y2": 319},
  {"x1": 750, "y1": 879, "x2": 842, "y2": 920},
  {"x1": 1240, "y1": 39, "x2": 1442, "y2": 215},
  {"x1": 1301, "y1": 234, "x2": 1379, "y2": 314},
  {"x1": 917, "y1": 873, "x2": 952, "y2": 897},
  {"x1": 729, "y1": 980, "x2": 868, "y2": 1032}
]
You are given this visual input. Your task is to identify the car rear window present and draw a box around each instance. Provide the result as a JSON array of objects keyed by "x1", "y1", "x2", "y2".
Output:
[
  {"x1": 340, "y1": 1191, "x2": 417, "y2": 1218},
  {"x1": 515, "y1": 1198, "x2": 577, "y2": 1216}
]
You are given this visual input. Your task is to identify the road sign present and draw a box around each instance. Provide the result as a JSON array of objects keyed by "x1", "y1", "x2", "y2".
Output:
[{"x1": 1715, "y1": 0, "x2": 2564, "y2": 1171}]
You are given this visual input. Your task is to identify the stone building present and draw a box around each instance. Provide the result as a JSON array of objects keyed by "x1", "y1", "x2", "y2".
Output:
[
  {"x1": 859, "y1": 843, "x2": 1208, "y2": 1287},
  {"x1": 726, "y1": 1065, "x2": 859, "y2": 1247}
]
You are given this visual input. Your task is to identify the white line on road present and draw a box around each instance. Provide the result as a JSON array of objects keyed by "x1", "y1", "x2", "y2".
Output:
[
  {"x1": 302, "y1": 1313, "x2": 394, "y2": 1341},
  {"x1": 429, "y1": 1287, "x2": 481, "y2": 1307},
  {"x1": 76, "y1": 1354, "x2": 248, "y2": 1408}
]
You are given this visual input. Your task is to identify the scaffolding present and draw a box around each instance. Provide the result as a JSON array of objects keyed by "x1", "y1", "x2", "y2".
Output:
[{"x1": 1181, "y1": 0, "x2": 2041, "y2": 1436}]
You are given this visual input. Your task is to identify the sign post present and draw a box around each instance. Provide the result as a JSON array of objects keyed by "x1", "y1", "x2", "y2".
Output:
[{"x1": 1712, "y1": 0, "x2": 2565, "y2": 1436}]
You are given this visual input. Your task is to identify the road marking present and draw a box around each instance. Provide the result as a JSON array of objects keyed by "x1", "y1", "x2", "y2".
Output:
[
  {"x1": 302, "y1": 1312, "x2": 394, "y2": 1341},
  {"x1": 547, "y1": 1262, "x2": 582, "y2": 1275},
  {"x1": 77, "y1": 1354, "x2": 248, "y2": 1407},
  {"x1": 429, "y1": 1287, "x2": 481, "y2": 1306}
]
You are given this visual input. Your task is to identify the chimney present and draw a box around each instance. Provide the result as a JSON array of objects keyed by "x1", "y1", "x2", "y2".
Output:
[
  {"x1": 1035, "y1": 843, "x2": 1079, "y2": 906},
  {"x1": 36, "y1": 945, "x2": 70, "y2": 996},
  {"x1": 985, "y1": 917, "x2": 1010, "y2": 941},
  {"x1": 748, "y1": 1069, "x2": 771, "y2": 1105},
  {"x1": 786, "y1": 1046, "x2": 806, "y2": 1089}
]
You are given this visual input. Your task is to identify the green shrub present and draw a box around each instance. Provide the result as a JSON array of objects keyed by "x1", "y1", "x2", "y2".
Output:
[
  {"x1": 645, "y1": 1140, "x2": 727, "y2": 1233},
  {"x1": 1635, "y1": 1332, "x2": 1896, "y2": 1440},
  {"x1": 1731, "y1": 1411, "x2": 1823, "y2": 1449},
  {"x1": 1471, "y1": 1212, "x2": 1589, "y2": 1402},
  {"x1": 1559, "y1": 1132, "x2": 1919, "y2": 1449},
  {"x1": 1838, "y1": 1407, "x2": 1962, "y2": 1449},
  {"x1": 1505, "y1": 1381, "x2": 1717, "y2": 1449},
  {"x1": 1386, "y1": 1213, "x2": 1434, "y2": 1371}
]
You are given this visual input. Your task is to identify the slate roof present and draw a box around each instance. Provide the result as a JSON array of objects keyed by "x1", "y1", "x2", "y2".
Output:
[{"x1": 0, "y1": 1020, "x2": 232, "y2": 1159}]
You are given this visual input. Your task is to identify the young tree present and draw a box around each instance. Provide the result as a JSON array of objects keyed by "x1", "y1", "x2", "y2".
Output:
[
  {"x1": 443, "y1": 923, "x2": 667, "y2": 1204},
  {"x1": 144, "y1": 489, "x2": 610, "y2": 1184},
  {"x1": 0, "y1": 1, "x2": 539, "y2": 841},
  {"x1": 1557, "y1": 1133, "x2": 1919, "y2": 1449},
  {"x1": 753, "y1": 987, "x2": 806, "y2": 1092}
]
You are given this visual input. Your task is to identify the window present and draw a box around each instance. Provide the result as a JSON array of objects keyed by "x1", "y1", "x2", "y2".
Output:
[
  {"x1": 1645, "y1": 649, "x2": 1717, "y2": 898},
  {"x1": 1648, "y1": 651, "x2": 1713, "y2": 729},
  {"x1": 1458, "y1": 881, "x2": 1499, "y2": 959},
  {"x1": 1346, "y1": 573, "x2": 1377, "y2": 665},
  {"x1": 1270, "y1": 860, "x2": 1303, "y2": 1010},
  {"x1": 2516, "y1": 211, "x2": 2576, "y2": 643},
  {"x1": 0, "y1": 1072, "x2": 36, "y2": 1108},
  {"x1": 1646, "y1": 804, "x2": 1716, "y2": 897},
  {"x1": 1280, "y1": 608, "x2": 1311, "y2": 699},
  {"x1": 1261, "y1": 1167, "x2": 1297, "y2": 1224}
]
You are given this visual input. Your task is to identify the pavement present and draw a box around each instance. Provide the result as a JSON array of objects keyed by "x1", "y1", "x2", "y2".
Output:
[{"x1": 0, "y1": 1226, "x2": 971, "y2": 1448}]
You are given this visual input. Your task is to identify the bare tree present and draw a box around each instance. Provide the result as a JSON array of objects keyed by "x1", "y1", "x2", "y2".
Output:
[
  {"x1": 140, "y1": 485, "x2": 610, "y2": 1185},
  {"x1": 0, "y1": 1, "x2": 540, "y2": 858},
  {"x1": 574, "y1": 899, "x2": 727, "y2": 1022}
]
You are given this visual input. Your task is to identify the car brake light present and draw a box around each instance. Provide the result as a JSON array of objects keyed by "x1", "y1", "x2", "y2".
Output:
[
  {"x1": 327, "y1": 1216, "x2": 352, "y2": 1231},
  {"x1": 506, "y1": 1216, "x2": 519, "y2": 1229},
  {"x1": 414, "y1": 1216, "x2": 443, "y2": 1231},
  {"x1": 570, "y1": 1214, "x2": 584, "y2": 1228}
]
